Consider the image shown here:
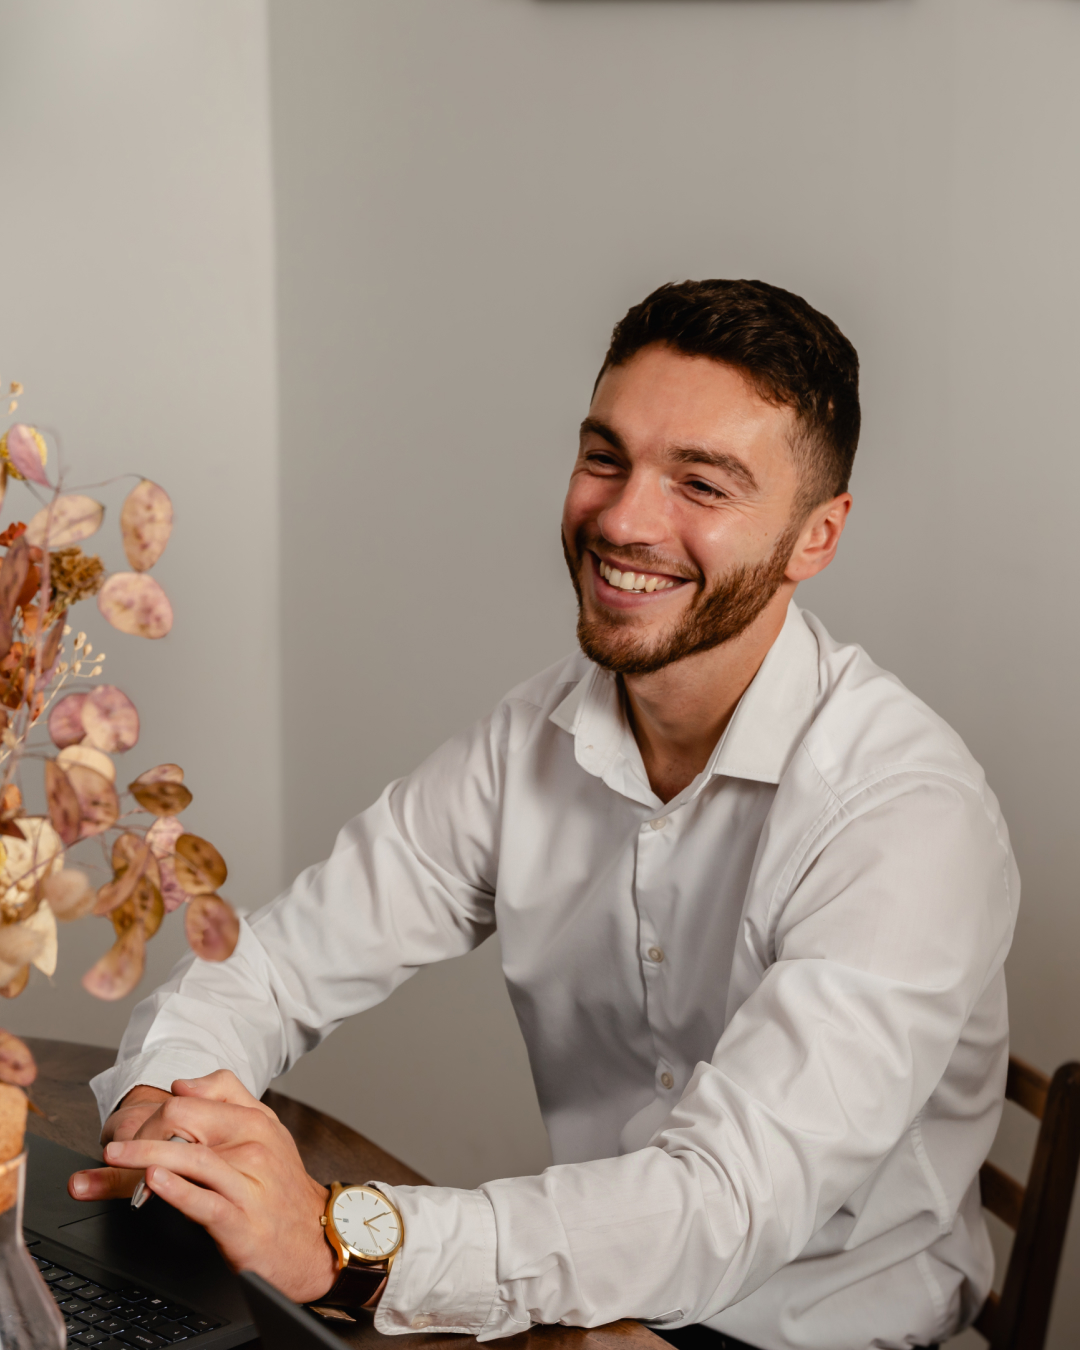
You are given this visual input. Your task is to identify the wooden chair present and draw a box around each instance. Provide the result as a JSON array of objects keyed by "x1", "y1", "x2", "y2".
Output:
[{"x1": 970, "y1": 1056, "x2": 1080, "y2": 1350}]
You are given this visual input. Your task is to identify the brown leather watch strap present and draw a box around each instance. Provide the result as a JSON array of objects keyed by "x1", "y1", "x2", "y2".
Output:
[{"x1": 313, "y1": 1260, "x2": 388, "y2": 1313}]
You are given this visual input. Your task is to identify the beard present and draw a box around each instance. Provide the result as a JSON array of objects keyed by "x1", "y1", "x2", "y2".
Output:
[{"x1": 562, "y1": 522, "x2": 800, "y2": 677}]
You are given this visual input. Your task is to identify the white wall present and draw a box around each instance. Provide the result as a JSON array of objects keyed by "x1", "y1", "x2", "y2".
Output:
[{"x1": 0, "y1": 0, "x2": 283, "y2": 1043}]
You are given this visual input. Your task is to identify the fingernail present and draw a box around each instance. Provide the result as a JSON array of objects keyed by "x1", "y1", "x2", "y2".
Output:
[
  {"x1": 105, "y1": 1142, "x2": 120, "y2": 1160},
  {"x1": 71, "y1": 1174, "x2": 88, "y2": 1196}
]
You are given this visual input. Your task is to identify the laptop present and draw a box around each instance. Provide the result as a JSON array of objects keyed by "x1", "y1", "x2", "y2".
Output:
[
  {"x1": 239, "y1": 1270, "x2": 353, "y2": 1348},
  {"x1": 26, "y1": 1131, "x2": 257, "y2": 1347}
]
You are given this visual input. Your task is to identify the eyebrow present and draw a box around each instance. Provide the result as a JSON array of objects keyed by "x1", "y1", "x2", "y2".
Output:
[
  {"x1": 580, "y1": 418, "x2": 759, "y2": 493},
  {"x1": 669, "y1": 446, "x2": 759, "y2": 492}
]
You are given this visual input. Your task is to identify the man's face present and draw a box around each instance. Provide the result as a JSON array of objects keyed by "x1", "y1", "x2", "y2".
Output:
[{"x1": 562, "y1": 343, "x2": 807, "y2": 676}]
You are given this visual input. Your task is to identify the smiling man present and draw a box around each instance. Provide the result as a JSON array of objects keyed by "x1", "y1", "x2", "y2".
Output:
[{"x1": 75, "y1": 281, "x2": 1017, "y2": 1350}]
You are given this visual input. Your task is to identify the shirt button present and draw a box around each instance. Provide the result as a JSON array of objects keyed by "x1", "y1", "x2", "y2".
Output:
[
  {"x1": 649, "y1": 817, "x2": 669, "y2": 831},
  {"x1": 647, "y1": 946, "x2": 665, "y2": 963},
  {"x1": 411, "y1": 1314, "x2": 435, "y2": 1329},
  {"x1": 660, "y1": 1072, "x2": 675, "y2": 1090}
]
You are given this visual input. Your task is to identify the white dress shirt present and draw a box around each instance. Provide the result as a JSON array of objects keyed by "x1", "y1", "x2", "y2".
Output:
[{"x1": 92, "y1": 603, "x2": 1018, "y2": 1350}]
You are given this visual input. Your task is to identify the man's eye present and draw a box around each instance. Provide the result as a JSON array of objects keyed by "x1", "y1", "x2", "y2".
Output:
[
  {"x1": 585, "y1": 452, "x2": 622, "y2": 470},
  {"x1": 687, "y1": 479, "x2": 725, "y2": 499}
]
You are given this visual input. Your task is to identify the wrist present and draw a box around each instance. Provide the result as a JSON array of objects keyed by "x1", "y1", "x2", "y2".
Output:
[{"x1": 120, "y1": 1085, "x2": 172, "y2": 1109}]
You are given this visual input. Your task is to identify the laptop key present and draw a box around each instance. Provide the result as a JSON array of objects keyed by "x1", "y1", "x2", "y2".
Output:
[
  {"x1": 78, "y1": 1307, "x2": 111, "y2": 1325},
  {"x1": 115, "y1": 1330, "x2": 168, "y2": 1348},
  {"x1": 59, "y1": 1296, "x2": 92, "y2": 1314},
  {"x1": 65, "y1": 1317, "x2": 84, "y2": 1336},
  {"x1": 180, "y1": 1316, "x2": 220, "y2": 1333},
  {"x1": 80, "y1": 1283, "x2": 110, "y2": 1300},
  {"x1": 72, "y1": 1331, "x2": 113, "y2": 1347},
  {"x1": 146, "y1": 1323, "x2": 188, "y2": 1344},
  {"x1": 157, "y1": 1305, "x2": 189, "y2": 1322},
  {"x1": 41, "y1": 1265, "x2": 71, "y2": 1282},
  {"x1": 119, "y1": 1287, "x2": 153, "y2": 1303},
  {"x1": 94, "y1": 1294, "x2": 126, "y2": 1310},
  {"x1": 58, "y1": 1273, "x2": 90, "y2": 1290},
  {"x1": 99, "y1": 1318, "x2": 128, "y2": 1335}
]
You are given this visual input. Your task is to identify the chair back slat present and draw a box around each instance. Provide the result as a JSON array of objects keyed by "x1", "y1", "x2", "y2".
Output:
[
  {"x1": 986, "y1": 1061, "x2": 1080, "y2": 1350},
  {"x1": 979, "y1": 1161, "x2": 1024, "y2": 1231},
  {"x1": 1006, "y1": 1057, "x2": 1050, "y2": 1120}
]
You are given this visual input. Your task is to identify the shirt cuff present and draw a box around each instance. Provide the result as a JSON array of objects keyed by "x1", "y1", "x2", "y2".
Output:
[
  {"x1": 372, "y1": 1183, "x2": 521, "y2": 1339},
  {"x1": 90, "y1": 1050, "x2": 231, "y2": 1128}
]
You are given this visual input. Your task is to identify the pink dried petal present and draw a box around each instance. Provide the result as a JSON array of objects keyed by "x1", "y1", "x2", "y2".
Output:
[{"x1": 3, "y1": 424, "x2": 49, "y2": 486}]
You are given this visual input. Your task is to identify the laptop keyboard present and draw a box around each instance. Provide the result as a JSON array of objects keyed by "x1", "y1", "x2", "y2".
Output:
[{"x1": 27, "y1": 1239, "x2": 225, "y2": 1347}]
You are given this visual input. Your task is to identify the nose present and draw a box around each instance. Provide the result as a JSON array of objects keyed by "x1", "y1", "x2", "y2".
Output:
[{"x1": 597, "y1": 471, "x2": 668, "y2": 549}]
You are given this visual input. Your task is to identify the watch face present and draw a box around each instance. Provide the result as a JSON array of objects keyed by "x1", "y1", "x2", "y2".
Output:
[{"x1": 331, "y1": 1186, "x2": 402, "y2": 1260}]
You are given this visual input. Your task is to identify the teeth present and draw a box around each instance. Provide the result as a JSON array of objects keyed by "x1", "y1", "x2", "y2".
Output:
[{"x1": 599, "y1": 560, "x2": 676, "y2": 592}]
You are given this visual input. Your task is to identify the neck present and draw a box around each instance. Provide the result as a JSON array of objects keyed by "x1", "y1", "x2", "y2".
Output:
[{"x1": 622, "y1": 585, "x2": 793, "y2": 803}]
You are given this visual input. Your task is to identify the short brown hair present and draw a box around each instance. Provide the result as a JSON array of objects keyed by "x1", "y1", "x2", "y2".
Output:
[{"x1": 598, "y1": 279, "x2": 860, "y2": 511}]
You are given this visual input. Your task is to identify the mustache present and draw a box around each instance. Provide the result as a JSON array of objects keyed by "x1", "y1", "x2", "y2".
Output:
[{"x1": 572, "y1": 530, "x2": 699, "y2": 584}]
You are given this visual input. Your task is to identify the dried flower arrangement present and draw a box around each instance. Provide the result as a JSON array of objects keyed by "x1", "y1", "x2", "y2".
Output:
[{"x1": 0, "y1": 388, "x2": 241, "y2": 1154}]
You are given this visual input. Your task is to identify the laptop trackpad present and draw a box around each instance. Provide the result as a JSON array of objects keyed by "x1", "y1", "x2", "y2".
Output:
[{"x1": 59, "y1": 1200, "x2": 238, "y2": 1310}]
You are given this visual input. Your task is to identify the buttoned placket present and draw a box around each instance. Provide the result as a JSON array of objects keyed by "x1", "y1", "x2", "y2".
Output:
[{"x1": 634, "y1": 802, "x2": 683, "y2": 1098}]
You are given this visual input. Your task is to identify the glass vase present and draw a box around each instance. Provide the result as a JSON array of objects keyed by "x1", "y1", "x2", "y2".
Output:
[{"x1": 0, "y1": 1152, "x2": 66, "y2": 1348}]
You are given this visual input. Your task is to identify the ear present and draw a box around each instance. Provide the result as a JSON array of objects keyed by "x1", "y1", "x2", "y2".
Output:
[{"x1": 785, "y1": 493, "x2": 852, "y2": 583}]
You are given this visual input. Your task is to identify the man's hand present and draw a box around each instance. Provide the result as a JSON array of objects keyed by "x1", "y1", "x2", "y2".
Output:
[
  {"x1": 91, "y1": 1070, "x2": 338, "y2": 1303},
  {"x1": 70, "y1": 1084, "x2": 174, "y2": 1201}
]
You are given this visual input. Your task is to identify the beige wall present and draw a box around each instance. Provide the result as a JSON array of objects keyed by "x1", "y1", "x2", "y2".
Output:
[{"x1": 5, "y1": 0, "x2": 1080, "y2": 1343}]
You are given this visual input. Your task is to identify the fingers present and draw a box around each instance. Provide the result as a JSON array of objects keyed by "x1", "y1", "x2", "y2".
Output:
[
  {"x1": 101, "y1": 1097, "x2": 170, "y2": 1146},
  {"x1": 132, "y1": 1093, "x2": 275, "y2": 1149},
  {"x1": 69, "y1": 1165, "x2": 141, "y2": 1201},
  {"x1": 104, "y1": 1138, "x2": 252, "y2": 1209}
]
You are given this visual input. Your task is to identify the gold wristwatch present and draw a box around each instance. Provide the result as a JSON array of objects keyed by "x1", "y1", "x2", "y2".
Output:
[{"x1": 312, "y1": 1182, "x2": 404, "y2": 1317}]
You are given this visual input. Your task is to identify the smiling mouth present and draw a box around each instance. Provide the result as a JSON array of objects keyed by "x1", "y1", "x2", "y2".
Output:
[{"x1": 594, "y1": 554, "x2": 684, "y2": 594}]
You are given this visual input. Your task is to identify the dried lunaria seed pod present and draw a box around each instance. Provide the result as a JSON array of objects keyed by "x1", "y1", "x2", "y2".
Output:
[
  {"x1": 82, "y1": 924, "x2": 146, "y2": 1001},
  {"x1": 121, "y1": 480, "x2": 172, "y2": 572},
  {"x1": 130, "y1": 778, "x2": 193, "y2": 816},
  {"x1": 48, "y1": 691, "x2": 88, "y2": 748},
  {"x1": 185, "y1": 894, "x2": 239, "y2": 962},
  {"x1": 98, "y1": 572, "x2": 173, "y2": 639},
  {"x1": 133, "y1": 763, "x2": 183, "y2": 787},
  {"x1": 0, "y1": 1030, "x2": 35, "y2": 1087},
  {"x1": 81, "y1": 685, "x2": 139, "y2": 754},
  {"x1": 45, "y1": 759, "x2": 81, "y2": 847},
  {"x1": 57, "y1": 744, "x2": 115, "y2": 783},
  {"x1": 174, "y1": 834, "x2": 227, "y2": 896},
  {"x1": 25, "y1": 494, "x2": 104, "y2": 549},
  {"x1": 66, "y1": 764, "x2": 120, "y2": 838}
]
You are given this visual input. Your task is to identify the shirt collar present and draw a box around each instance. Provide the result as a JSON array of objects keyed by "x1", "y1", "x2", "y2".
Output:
[{"x1": 549, "y1": 601, "x2": 820, "y2": 805}]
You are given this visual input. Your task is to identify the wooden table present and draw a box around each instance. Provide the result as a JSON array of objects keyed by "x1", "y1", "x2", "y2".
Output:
[{"x1": 26, "y1": 1038, "x2": 666, "y2": 1350}]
